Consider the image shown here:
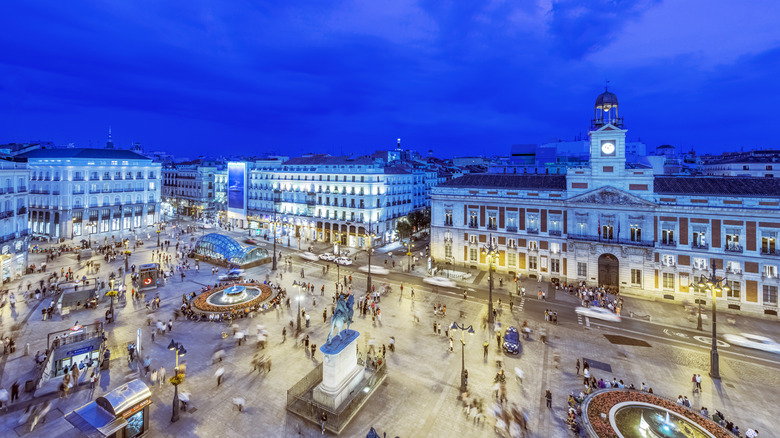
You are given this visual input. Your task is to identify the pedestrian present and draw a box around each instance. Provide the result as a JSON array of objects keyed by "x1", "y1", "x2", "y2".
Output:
[
  {"x1": 545, "y1": 389, "x2": 552, "y2": 408},
  {"x1": 282, "y1": 327, "x2": 287, "y2": 343},
  {"x1": 311, "y1": 343, "x2": 316, "y2": 358},
  {"x1": 10, "y1": 381, "x2": 19, "y2": 402},
  {"x1": 449, "y1": 337, "x2": 453, "y2": 353},
  {"x1": 576, "y1": 359, "x2": 580, "y2": 376},
  {"x1": 159, "y1": 367, "x2": 166, "y2": 387},
  {"x1": 483, "y1": 342, "x2": 489, "y2": 360},
  {"x1": 696, "y1": 374, "x2": 702, "y2": 391},
  {"x1": 320, "y1": 411, "x2": 328, "y2": 434},
  {"x1": 144, "y1": 355, "x2": 151, "y2": 375},
  {"x1": 691, "y1": 373, "x2": 698, "y2": 393},
  {"x1": 216, "y1": 367, "x2": 225, "y2": 386}
]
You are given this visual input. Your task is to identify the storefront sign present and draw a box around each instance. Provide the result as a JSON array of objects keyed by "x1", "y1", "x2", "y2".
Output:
[
  {"x1": 66, "y1": 346, "x2": 94, "y2": 357},
  {"x1": 121, "y1": 399, "x2": 151, "y2": 418}
]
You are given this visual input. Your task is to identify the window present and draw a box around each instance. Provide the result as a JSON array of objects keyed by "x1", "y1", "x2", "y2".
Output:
[
  {"x1": 575, "y1": 220, "x2": 587, "y2": 235},
  {"x1": 630, "y1": 225, "x2": 642, "y2": 242},
  {"x1": 550, "y1": 259, "x2": 560, "y2": 273},
  {"x1": 550, "y1": 242, "x2": 560, "y2": 254},
  {"x1": 507, "y1": 252, "x2": 516, "y2": 267},
  {"x1": 549, "y1": 215, "x2": 562, "y2": 235},
  {"x1": 692, "y1": 229, "x2": 707, "y2": 248},
  {"x1": 527, "y1": 213, "x2": 539, "y2": 233},
  {"x1": 468, "y1": 210, "x2": 478, "y2": 228},
  {"x1": 631, "y1": 269, "x2": 642, "y2": 285},
  {"x1": 763, "y1": 285, "x2": 778, "y2": 306},
  {"x1": 725, "y1": 231, "x2": 741, "y2": 251},
  {"x1": 762, "y1": 232, "x2": 777, "y2": 255},
  {"x1": 444, "y1": 243, "x2": 452, "y2": 259},
  {"x1": 662, "y1": 254, "x2": 675, "y2": 267},
  {"x1": 726, "y1": 261, "x2": 741, "y2": 274},
  {"x1": 661, "y1": 227, "x2": 675, "y2": 245},
  {"x1": 506, "y1": 214, "x2": 518, "y2": 231},
  {"x1": 662, "y1": 273, "x2": 675, "y2": 290},
  {"x1": 764, "y1": 265, "x2": 778, "y2": 279},
  {"x1": 507, "y1": 238, "x2": 516, "y2": 249},
  {"x1": 693, "y1": 258, "x2": 707, "y2": 270},
  {"x1": 468, "y1": 235, "x2": 478, "y2": 244},
  {"x1": 726, "y1": 281, "x2": 741, "y2": 300},
  {"x1": 487, "y1": 215, "x2": 497, "y2": 230},
  {"x1": 528, "y1": 256, "x2": 538, "y2": 270},
  {"x1": 469, "y1": 248, "x2": 478, "y2": 262},
  {"x1": 577, "y1": 262, "x2": 587, "y2": 277},
  {"x1": 601, "y1": 223, "x2": 614, "y2": 240},
  {"x1": 528, "y1": 240, "x2": 538, "y2": 250},
  {"x1": 444, "y1": 209, "x2": 453, "y2": 226}
]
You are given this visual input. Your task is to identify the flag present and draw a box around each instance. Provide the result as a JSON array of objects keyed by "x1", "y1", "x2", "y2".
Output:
[{"x1": 597, "y1": 217, "x2": 601, "y2": 237}]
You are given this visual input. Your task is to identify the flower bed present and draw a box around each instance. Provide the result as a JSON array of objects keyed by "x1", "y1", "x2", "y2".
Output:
[
  {"x1": 192, "y1": 283, "x2": 273, "y2": 313},
  {"x1": 583, "y1": 389, "x2": 730, "y2": 438}
]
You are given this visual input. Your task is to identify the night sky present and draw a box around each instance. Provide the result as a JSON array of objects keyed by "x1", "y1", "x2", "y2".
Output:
[{"x1": 2, "y1": 1, "x2": 779, "y2": 158}]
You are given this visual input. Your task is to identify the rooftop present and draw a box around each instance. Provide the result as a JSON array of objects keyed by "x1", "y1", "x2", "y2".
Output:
[
  {"x1": 654, "y1": 176, "x2": 780, "y2": 196},
  {"x1": 18, "y1": 148, "x2": 152, "y2": 161},
  {"x1": 283, "y1": 154, "x2": 376, "y2": 166},
  {"x1": 437, "y1": 173, "x2": 566, "y2": 190}
]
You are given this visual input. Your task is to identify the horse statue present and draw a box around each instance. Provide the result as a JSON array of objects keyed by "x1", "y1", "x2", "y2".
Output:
[{"x1": 327, "y1": 293, "x2": 355, "y2": 345}]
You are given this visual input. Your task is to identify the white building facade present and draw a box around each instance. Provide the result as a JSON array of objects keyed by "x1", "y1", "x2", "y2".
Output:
[
  {"x1": 22, "y1": 149, "x2": 161, "y2": 242},
  {"x1": 162, "y1": 162, "x2": 225, "y2": 218},
  {"x1": 431, "y1": 91, "x2": 780, "y2": 317},
  {"x1": 246, "y1": 155, "x2": 416, "y2": 249},
  {"x1": 0, "y1": 160, "x2": 29, "y2": 280}
]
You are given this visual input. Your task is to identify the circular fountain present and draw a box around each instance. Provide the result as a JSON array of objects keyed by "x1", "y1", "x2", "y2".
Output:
[
  {"x1": 611, "y1": 402, "x2": 716, "y2": 438},
  {"x1": 192, "y1": 283, "x2": 273, "y2": 313}
]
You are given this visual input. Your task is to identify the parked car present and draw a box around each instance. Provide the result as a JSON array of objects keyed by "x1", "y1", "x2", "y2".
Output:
[
  {"x1": 335, "y1": 257, "x2": 353, "y2": 266},
  {"x1": 318, "y1": 253, "x2": 335, "y2": 261},
  {"x1": 218, "y1": 269, "x2": 245, "y2": 281},
  {"x1": 723, "y1": 333, "x2": 780, "y2": 354},
  {"x1": 503, "y1": 327, "x2": 521, "y2": 355},
  {"x1": 575, "y1": 306, "x2": 621, "y2": 322}
]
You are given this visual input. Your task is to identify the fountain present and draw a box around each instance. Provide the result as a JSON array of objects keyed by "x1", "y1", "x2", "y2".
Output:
[
  {"x1": 192, "y1": 283, "x2": 273, "y2": 313},
  {"x1": 613, "y1": 402, "x2": 716, "y2": 437}
]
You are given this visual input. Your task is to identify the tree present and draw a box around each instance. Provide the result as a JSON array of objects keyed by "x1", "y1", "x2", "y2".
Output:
[{"x1": 396, "y1": 218, "x2": 413, "y2": 241}]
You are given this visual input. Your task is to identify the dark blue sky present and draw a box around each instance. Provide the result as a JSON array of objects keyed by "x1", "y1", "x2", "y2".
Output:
[{"x1": 2, "y1": 1, "x2": 780, "y2": 158}]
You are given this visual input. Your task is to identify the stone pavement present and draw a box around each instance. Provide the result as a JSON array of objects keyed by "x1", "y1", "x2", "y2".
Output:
[{"x1": 0, "y1": 227, "x2": 778, "y2": 437}]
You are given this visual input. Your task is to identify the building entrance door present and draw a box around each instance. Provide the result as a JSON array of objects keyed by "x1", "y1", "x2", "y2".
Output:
[{"x1": 598, "y1": 253, "x2": 619, "y2": 289}]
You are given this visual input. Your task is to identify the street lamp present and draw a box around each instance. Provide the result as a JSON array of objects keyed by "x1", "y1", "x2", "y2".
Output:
[
  {"x1": 167, "y1": 339, "x2": 187, "y2": 422},
  {"x1": 696, "y1": 261, "x2": 729, "y2": 380},
  {"x1": 293, "y1": 280, "x2": 305, "y2": 334},
  {"x1": 482, "y1": 233, "x2": 498, "y2": 324},
  {"x1": 106, "y1": 278, "x2": 117, "y2": 324},
  {"x1": 450, "y1": 322, "x2": 475, "y2": 393},
  {"x1": 366, "y1": 217, "x2": 375, "y2": 294},
  {"x1": 271, "y1": 209, "x2": 278, "y2": 271}
]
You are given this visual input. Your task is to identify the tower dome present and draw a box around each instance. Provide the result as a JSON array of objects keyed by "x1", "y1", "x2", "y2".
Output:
[{"x1": 592, "y1": 87, "x2": 622, "y2": 129}]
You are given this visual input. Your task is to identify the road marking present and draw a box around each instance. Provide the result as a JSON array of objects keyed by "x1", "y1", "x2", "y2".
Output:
[
  {"x1": 592, "y1": 323, "x2": 780, "y2": 367},
  {"x1": 693, "y1": 336, "x2": 730, "y2": 348}
]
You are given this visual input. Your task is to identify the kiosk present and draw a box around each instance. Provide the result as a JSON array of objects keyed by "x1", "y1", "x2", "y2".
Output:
[
  {"x1": 66, "y1": 379, "x2": 152, "y2": 437},
  {"x1": 138, "y1": 263, "x2": 159, "y2": 291}
]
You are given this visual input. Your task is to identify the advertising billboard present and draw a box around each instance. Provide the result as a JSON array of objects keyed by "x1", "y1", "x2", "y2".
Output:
[{"x1": 227, "y1": 162, "x2": 246, "y2": 210}]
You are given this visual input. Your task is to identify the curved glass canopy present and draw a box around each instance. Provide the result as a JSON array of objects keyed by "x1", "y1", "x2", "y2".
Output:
[{"x1": 193, "y1": 233, "x2": 269, "y2": 266}]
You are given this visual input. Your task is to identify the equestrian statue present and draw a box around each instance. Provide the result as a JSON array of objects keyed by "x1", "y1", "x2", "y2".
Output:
[{"x1": 327, "y1": 292, "x2": 355, "y2": 345}]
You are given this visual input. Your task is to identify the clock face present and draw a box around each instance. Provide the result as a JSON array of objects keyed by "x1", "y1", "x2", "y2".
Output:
[{"x1": 601, "y1": 141, "x2": 616, "y2": 155}]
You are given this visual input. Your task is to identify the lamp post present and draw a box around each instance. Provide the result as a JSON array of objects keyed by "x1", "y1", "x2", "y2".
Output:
[
  {"x1": 87, "y1": 222, "x2": 96, "y2": 248},
  {"x1": 696, "y1": 284, "x2": 704, "y2": 331},
  {"x1": 482, "y1": 233, "x2": 498, "y2": 324},
  {"x1": 167, "y1": 339, "x2": 187, "y2": 422},
  {"x1": 271, "y1": 209, "x2": 278, "y2": 271},
  {"x1": 106, "y1": 278, "x2": 117, "y2": 324},
  {"x1": 366, "y1": 217, "x2": 375, "y2": 294},
  {"x1": 450, "y1": 322, "x2": 475, "y2": 393},
  {"x1": 156, "y1": 227, "x2": 161, "y2": 248},
  {"x1": 696, "y1": 261, "x2": 729, "y2": 380},
  {"x1": 293, "y1": 280, "x2": 304, "y2": 334}
]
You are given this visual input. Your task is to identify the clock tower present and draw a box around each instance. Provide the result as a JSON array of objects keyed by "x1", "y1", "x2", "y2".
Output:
[{"x1": 589, "y1": 88, "x2": 627, "y2": 178}]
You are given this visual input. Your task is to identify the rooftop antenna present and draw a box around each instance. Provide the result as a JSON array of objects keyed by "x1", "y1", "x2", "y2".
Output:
[
  {"x1": 397, "y1": 138, "x2": 401, "y2": 150},
  {"x1": 106, "y1": 126, "x2": 115, "y2": 149},
  {"x1": 605, "y1": 80, "x2": 610, "y2": 92}
]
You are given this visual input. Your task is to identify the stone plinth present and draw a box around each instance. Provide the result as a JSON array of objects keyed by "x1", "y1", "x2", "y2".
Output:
[{"x1": 313, "y1": 330, "x2": 365, "y2": 410}]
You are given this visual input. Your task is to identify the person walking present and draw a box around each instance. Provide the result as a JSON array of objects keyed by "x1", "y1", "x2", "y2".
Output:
[
  {"x1": 216, "y1": 367, "x2": 225, "y2": 386},
  {"x1": 691, "y1": 373, "x2": 698, "y2": 393},
  {"x1": 159, "y1": 367, "x2": 166, "y2": 388},
  {"x1": 545, "y1": 389, "x2": 552, "y2": 408},
  {"x1": 696, "y1": 374, "x2": 702, "y2": 391},
  {"x1": 576, "y1": 359, "x2": 581, "y2": 376},
  {"x1": 483, "y1": 341, "x2": 489, "y2": 360},
  {"x1": 321, "y1": 411, "x2": 328, "y2": 434}
]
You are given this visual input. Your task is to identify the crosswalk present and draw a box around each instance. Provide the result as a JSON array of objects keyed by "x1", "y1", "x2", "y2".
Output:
[
  {"x1": 577, "y1": 314, "x2": 583, "y2": 325},
  {"x1": 516, "y1": 297, "x2": 525, "y2": 312}
]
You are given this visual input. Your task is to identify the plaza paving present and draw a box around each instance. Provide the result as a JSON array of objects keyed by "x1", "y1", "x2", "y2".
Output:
[{"x1": 0, "y1": 226, "x2": 777, "y2": 437}]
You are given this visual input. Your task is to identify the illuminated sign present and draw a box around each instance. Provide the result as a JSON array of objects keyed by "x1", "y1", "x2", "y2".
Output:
[
  {"x1": 227, "y1": 162, "x2": 246, "y2": 210},
  {"x1": 121, "y1": 399, "x2": 151, "y2": 418}
]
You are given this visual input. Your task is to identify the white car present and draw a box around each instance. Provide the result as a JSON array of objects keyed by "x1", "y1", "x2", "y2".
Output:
[
  {"x1": 299, "y1": 252, "x2": 319, "y2": 261},
  {"x1": 358, "y1": 265, "x2": 389, "y2": 275},
  {"x1": 318, "y1": 253, "x2": 335, "y2": 261},
  {"x1": 335, "y1": 257, "x2": 353, "y2": 266},
  {"x1": 575, "y1": 306, "x2": 621, "y2": 322},
  {"x1": 723, "y1": 333, "x2": 780, "y2": 354},
  {"x1": 423, "y1": 277, "x2": 457, "y2": 288}
]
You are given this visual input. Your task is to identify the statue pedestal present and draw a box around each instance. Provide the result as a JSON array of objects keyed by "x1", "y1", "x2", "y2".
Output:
[{"x1": 313, "y1": 330, "x2": 364, "y2": 411}]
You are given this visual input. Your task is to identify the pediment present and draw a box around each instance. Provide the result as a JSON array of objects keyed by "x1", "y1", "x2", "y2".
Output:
[{"x1": 568, "y1": 186, "x2": 656, "y2": 207}]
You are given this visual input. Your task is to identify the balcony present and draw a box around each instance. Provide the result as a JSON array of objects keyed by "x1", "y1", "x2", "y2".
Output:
[
  {"x1": 73, "y1": 177, "x2": 85, "y2": 181},
  {"x1": 526, "y1": 228, "x2": 539, "y2": 235},
  {"x1": 761, "y1": 272, "x2": 779, "y2": 280},
  {"x1": 487, "y1": 224, "x2": 497, "y2": 230},
  {"x1": 692, "y1": 242, "x2": 709, "y2": 250},
  {"x1": 0, "y1": 211, "x2": 13, "y2": 219},
  {"x1": 761, "y1": 248, "x2": 780, "y2": 256},
  {"x1": 443, "y1": 220, "x2": 453, "y2": 227},
  {"x1": 548, "y1": 230, "x2": 562, "y2": 236},
  {"x1": 724, "y1": 244, "x2": 743, "y2": 253},
  {"x1": 726, "y1": 268, "x2": 742, "y2": 276},
  {"x1": 506, "y1": 225, "x2": 517, "y2": 232},
  {"x1": 17, "y1": 207, "x2": 26, "y2": 215},
  {"x1": 659, "y1": 240, "x2": 676, "y2": 247},
  {"x1": 468, "y1": 223, "x2": 478, "y2": 229},
  {"x1": 73, "y1": 190, "x2": 85, "y2": 195},
  {"x1": 527, "y1": 246, "x2": 539, "y2": 252}
]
